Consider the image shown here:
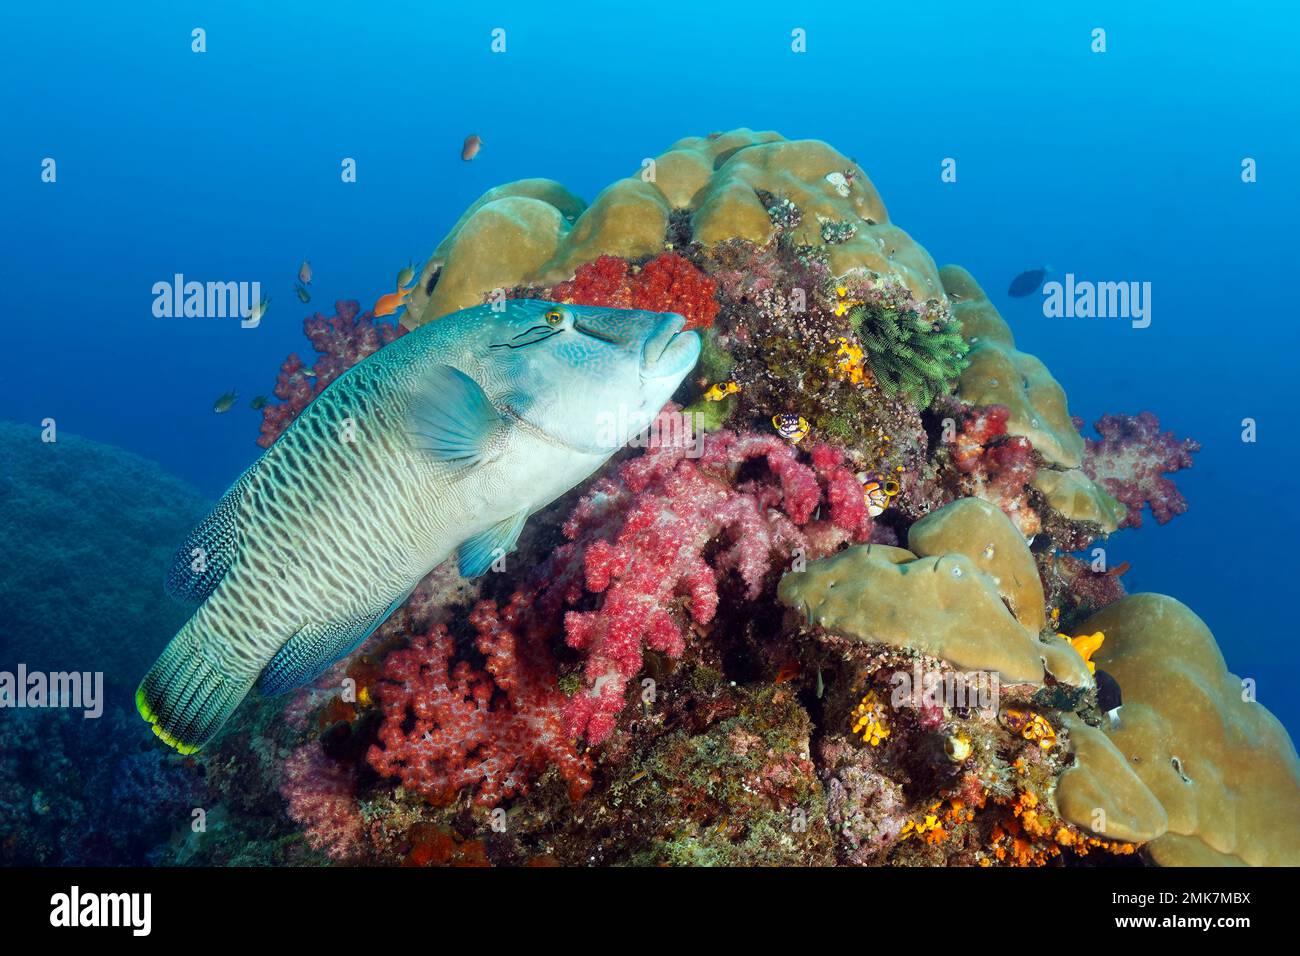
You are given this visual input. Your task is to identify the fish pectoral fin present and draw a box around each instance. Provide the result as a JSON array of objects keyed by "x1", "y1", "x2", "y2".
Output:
[
  {"x1": 458, "y1": 508, "x2": 529, "y2": 578},
  {"x1": 256, "y1": 594, "x2": 406, "y2": 697},
  {"x1": 164, "y1": 460, "x2": 261, "y2": 604},
  {"x1": 405, "y1": 365, "x2": 508, "y2": 469}
]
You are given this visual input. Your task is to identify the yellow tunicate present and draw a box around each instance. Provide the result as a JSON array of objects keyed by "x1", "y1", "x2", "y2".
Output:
[{"x1": 851, "y1": 690, "x2": 890, "y2": 746}]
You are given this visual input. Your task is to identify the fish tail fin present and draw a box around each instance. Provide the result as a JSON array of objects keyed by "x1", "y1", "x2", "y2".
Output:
[{"x1": 136, "y1": 628, "x2": 255, "y2": 754}]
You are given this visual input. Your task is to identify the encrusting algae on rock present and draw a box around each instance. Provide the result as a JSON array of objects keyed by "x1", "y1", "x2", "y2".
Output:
[{"x1": 129, "y1": 127, "x2": 1289, "y2": 870}]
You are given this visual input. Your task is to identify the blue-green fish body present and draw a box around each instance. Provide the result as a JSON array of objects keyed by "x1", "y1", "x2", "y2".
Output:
[{"x1": 138, "y1": 300, "x2": 700, "y2": 753}]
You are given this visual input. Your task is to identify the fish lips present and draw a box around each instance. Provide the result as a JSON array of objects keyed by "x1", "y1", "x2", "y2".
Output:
[{"x1": 640, "y1": 313, "x2": 700, "y2": 381}]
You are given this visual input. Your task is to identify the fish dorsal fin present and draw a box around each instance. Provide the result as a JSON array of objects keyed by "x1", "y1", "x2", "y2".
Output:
[
  {"x1": 405, "y1": 365, "x2": 508, "y2": 469},
  {"x1": 458, "y1": 508, "x2": 529, "y2": 578},
  {"x1": 164, "y1": 461, "x2": 260, "y2": 603},
  {"x1": 256, "y1": 584, "x2": 415, "y2": 697}
]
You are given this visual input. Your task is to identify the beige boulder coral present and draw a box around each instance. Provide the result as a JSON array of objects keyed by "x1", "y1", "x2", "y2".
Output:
[
  {"x1": 1055, "y1": 713, "x2": 1169, "y2": 844},
  {"x1": 1033, "y1": 468, "x2": 1126, "y2": 533},
  {"x1": 777, "y1": 498, "x2": 1092, "y2": 687},
  {"x1": 940, "y1": 265, "x2": 1085, "y2": 469},
  {"x1": 405, "y1": 128, "x2": 945, "y2": 327},
  {"x1": 1080, "y1": 594, "x2": 1300, "y2": 866},
  {"x1": 908, "y1": 497, "x2": 1045, "y2": 633}
]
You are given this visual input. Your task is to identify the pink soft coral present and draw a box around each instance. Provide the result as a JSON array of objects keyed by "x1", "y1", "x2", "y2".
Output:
[
  {"x1": 539, "y1": 417, "x2": 872, "y2": 745},
  {"x1": 280, "y1": 742, "x2": 365, "y2": 860},
  {"x1": 1081, "y1": 412, "x2": 1200, "y2": 528}
]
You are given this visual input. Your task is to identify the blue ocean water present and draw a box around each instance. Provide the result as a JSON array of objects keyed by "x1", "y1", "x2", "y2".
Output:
[{"x1": 2, "y1": 0, "x2": 1297, "y2": 742}]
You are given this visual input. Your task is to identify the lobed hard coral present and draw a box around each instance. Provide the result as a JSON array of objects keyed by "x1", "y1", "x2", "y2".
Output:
[
  {"x1": 1080, "y1": 412, "x2": 1201, "y2": 528},
  {"x1": 257, "y1": 299, "x2": 406, "y2": 448}
]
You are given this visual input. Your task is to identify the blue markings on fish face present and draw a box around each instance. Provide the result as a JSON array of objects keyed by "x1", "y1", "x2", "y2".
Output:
[{"x1": 474, "y1": 299, "x2": 700, "y2": 454}]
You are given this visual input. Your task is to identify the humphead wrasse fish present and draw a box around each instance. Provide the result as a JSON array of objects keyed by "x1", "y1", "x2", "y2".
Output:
[{"x1": 137, "y1": 300, "x2": 700, "y2": 753}]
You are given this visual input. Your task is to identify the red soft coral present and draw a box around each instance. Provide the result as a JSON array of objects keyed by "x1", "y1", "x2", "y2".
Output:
[
  {"x1": 367, "y1": 594, "x2": 592, "y2": 806},
  {"x1": 546, "y1": 253, "x2": 720, "y2": 331},
  {"x1": 1081, "y1": 412, "x2": 1200, "y2": 528}
]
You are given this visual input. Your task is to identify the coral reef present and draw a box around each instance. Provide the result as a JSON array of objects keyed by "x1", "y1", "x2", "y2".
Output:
[
  {"x1": 1081, "y1": 412, "x2": 1201, "y2": 528},
  {"x1": 941, "y1": 266, "x2": 1085, "y2": 469},
  {"x1": 122, "y1": 127, "x2": 1269, "y2": 871}
]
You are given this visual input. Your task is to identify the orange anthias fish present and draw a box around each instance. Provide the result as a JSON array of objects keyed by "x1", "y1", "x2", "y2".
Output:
[
  {"x1": 461, "y1": 134, "x2": 482, "y2": 161},
  {"x1": 373, "y1": 287, "x2": 411, "y2": 318}
]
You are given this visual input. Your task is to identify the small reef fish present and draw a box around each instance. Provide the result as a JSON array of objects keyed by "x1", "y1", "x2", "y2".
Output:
[
  {"x1": 248, "y1": 297, "x2": 270, "y2": 325},
  {"x1": 300, "y1": 365, "x2": 317, "y2": 379},
  {"x1": 213, "y1": 390, "x2": 238, "y2": 414},
  {"x1": 1008, "y1": 267, "x2": 1049, "y2": 298},
  {"x1": 703, "y1": 381, "x2": 740, "y2": 402},
  {"x1": 461, "y1": 134, "x2": 482, "y2": 161},
  {"x1": 859, "y1": 473, "x2": 900, "y2": 517},
  {"x1": 772, "y1": 413, "x2": 810, "y2": 444},
  {"x1": 298, "y1": 260, "x2": 312, "y2": 285},
  {"x1": 374, "y1": 287, "x2": 412, "y2": 318},
  {"x1": 137, "y1": 300, "x2": 700, "y2": 753},
  {"x1": 396, "y1": 262, "x2": 418, "y2": 290},
  {"x1": 295, "y1": 283, "x2": 311, "y2": 303},
  {"x1": 249, "y1": 395, "x2": 269, "y2": 410}
]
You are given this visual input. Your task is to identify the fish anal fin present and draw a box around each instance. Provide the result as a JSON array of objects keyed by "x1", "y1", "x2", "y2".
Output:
[
  {"x1": 256, "y1": 588, "x2": 413, "y2": 697},
  {"x1": 458, "y1": 509, "x2": 528, "y2": 578}
]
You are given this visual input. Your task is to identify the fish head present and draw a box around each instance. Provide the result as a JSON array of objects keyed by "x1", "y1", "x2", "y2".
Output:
[{"x1": 475, "y1": 299, "x2": 700, "y2": 454}]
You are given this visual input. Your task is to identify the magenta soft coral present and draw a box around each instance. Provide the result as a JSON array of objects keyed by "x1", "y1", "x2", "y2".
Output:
[
  {"x1": 1081, "y1": 411, "x2": 1200, "y2": 528},
  {"x1": 367, "y1": 594, "x2": 592, "y2": 806},
  {"x1": 541, "y1": 419, "x2": 872, "y2": 745},
  {"x1": 257, "y1": 299, "x2": 405, "y2": 448}
]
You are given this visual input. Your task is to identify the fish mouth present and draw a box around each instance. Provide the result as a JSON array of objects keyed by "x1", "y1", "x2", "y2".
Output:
[{"x1": 640, "y1": 313, "x2": 699, "y2": 378}]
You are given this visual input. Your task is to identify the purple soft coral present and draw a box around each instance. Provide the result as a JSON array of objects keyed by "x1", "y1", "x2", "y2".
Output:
[{"x1": 1081, "y1": 412, "x2": 1201, "y2": 528}]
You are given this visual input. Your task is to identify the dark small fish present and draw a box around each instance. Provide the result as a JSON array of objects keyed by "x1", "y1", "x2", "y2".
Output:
[
  {"x1": 250, "y1": 395, "x2": 269, "y2": 410},
  {"x1": 295, "y1": 283, "x2": 311, "y2": 303},
  {"x1": 213, "y1": 390, "x2": 238, "y2": 414},
  {"x1": 1008, "y1": 267, "x2": 1048, "y2": 298},
  {"x1": 1095, "y1": 669, "x2": 1123, "y2": 728}
]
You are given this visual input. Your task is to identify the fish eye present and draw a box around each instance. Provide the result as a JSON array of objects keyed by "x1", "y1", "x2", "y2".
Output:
[{"x1": 545, "y1": 308, "x2": 567, "y2": 326}]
